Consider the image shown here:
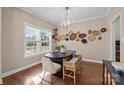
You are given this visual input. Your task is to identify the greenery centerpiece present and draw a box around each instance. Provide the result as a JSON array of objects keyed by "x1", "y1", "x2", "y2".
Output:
[{"x1": 60, "y1": 44, "x2": 67, "y2": 53}]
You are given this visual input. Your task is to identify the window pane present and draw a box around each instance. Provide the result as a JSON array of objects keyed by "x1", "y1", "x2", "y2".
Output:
[
  {"x1": 40, "y1": 30, "x2": 51, "y2": 41},
  {"x1": 40, "y1": 42, "x2": 51, "y2": 53},
  {"x1": 34, "y1": 41, "x2": 41, "y2": 54},
  {"x1": 25, "y1": 41, "x2": 34, "y2": 56},
  {"x1": 25, "y1": 25, "x2": 51, "y2": 57},
  {"x1": 26, "y1": 26, "x2": 37, "y2": 41}
]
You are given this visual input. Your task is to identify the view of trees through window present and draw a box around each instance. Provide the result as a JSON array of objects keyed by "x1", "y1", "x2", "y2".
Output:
[{"x1": 25, "y1": 25, "x2": 51, "y2": 57}]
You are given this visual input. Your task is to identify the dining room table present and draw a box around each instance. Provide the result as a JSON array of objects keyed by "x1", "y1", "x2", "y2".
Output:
[{"x1": 45, "y1": 50, "x2": 76, "y2": 77}]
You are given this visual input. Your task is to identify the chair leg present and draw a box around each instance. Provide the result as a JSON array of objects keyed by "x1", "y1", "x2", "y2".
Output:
[
  {"x1": 43, "y1": 71, "x2": 46, "y2": 78},
  {"x1": 51, "y1": 74, "x2": 59, "y2": 85},
  {"x1": 41, "y1": 71, "x2": 59, "y2": 85},
  {"x1": 74, "y1": 71, "x2": 76, "y2": 84},
  {"x1": 41, "y1": 71, "x2": 46, "y2": 83},
  {"x1": 63, "y1": 67, "x2": 65, "y2": 80}
]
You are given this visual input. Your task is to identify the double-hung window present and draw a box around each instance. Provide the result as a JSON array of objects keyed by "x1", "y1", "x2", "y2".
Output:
[{"x1": 24, "y1": 24, "x2": 52, "y2": 57}]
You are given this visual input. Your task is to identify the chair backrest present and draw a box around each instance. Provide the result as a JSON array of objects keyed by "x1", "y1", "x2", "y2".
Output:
[{"x1": 41, "y1": 57, "x2": 56, "y2": 74}]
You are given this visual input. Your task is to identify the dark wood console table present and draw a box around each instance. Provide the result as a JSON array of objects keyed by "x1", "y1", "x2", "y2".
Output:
[{"x1": 103, "y1": 60, "x2": 124, "y2": 85}]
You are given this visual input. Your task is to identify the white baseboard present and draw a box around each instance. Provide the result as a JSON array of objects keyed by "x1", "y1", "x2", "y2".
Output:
[
  {"x1": 1, "y1": 58, "x2": 102, "y2": 78},
  {"x1": 1, "y1": 61, "x2": 41, "y2": 78},
  {"x1": 82, "y1": 58, "x2": 103, "y2": 64}
]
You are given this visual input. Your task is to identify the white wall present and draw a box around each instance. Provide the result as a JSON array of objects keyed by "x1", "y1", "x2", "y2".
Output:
[
  {"x1": 58, "y1": 17, "x2": 108, "y2": 61},
  {"x1": 115, "y1": 16, "x2": 120, "y2": 41},
  {"x1": 107, "y1": 7, "x2": 124, "y2": 62},
  {"x1": 1, "y1": 8, "x2": 55, "y2": 73}
]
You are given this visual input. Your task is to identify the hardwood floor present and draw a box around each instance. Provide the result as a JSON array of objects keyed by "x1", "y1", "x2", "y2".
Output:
[{"x1": 3, "y1": 61, "x2": 103, "y2": 85}]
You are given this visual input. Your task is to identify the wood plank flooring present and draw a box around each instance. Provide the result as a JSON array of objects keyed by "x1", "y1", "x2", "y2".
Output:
[{"x1": 3, "y1": 61, "x2": 103, "y2": 85}]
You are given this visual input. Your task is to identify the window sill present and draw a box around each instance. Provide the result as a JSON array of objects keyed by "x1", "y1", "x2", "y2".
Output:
[
  {"x1": 24, "y1": 50, "x2": 51, "y2": 59},
  {"x1": 24, "y1": 53, "x2": 41, "y2": 59}
]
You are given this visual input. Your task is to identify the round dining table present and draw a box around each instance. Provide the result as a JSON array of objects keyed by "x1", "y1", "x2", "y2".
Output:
[{"x1": 45, "y1": 50, "x2": 76, "y2": 77}]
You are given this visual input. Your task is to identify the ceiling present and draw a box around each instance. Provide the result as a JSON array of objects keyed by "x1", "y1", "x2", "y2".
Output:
[{"x1": 20, "y1": 7, "x2": 110, "y2": 26}]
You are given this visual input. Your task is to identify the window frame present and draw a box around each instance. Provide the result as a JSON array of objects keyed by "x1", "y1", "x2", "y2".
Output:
[{"x1": 24, "y1": 23, "x2": 52, "y2": 58}]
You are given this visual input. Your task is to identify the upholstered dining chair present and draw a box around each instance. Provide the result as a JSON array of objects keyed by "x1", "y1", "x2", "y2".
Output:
[{"x1": 41, "y1": 57, "x2": 61, "y2": 84}]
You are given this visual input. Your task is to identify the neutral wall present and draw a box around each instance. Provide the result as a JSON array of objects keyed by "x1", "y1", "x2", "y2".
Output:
[
  {"x1": 58, "y1": 17, "x2": 108, "y2": 61},
  {"x1": 107, "y1": 7, "x2": 124, "y2": 62},
  {"x1": 115, "y1": 16, "x2": 120, "y2": 40},
  {"x1": 2, "y1": 8, "x2": 55, "y2": 73}
]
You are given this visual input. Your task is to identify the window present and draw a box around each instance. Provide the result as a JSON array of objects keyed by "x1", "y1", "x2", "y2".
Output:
[{"x1": 24, "y1": 24, "x2": 52, "y2": 57}]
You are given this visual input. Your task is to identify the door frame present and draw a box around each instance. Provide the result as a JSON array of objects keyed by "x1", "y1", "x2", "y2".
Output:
[{"x1": 110, "y1": 12, "x2": 121, "y2": 61}]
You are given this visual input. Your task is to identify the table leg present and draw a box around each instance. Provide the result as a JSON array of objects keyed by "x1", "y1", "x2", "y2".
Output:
[
  {"x1": 110, "y1": 75, "x2": 112, "y2": 85},
  {"x1": 107, "y1": 70, "x2": 109, "y2": 85}
]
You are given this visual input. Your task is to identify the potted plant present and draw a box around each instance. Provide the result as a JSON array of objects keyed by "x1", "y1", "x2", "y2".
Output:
[{"x1": 60, "y1": 44, "x2": 67, "y2": 53}]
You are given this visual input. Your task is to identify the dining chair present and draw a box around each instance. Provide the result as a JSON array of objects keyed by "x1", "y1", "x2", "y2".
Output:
[
  {"x1": 63, "y1": 54, "x2": 82, "y2": 84},
  {"x1": 41, "y1": 57, "x2": 61, "y2": 84}
]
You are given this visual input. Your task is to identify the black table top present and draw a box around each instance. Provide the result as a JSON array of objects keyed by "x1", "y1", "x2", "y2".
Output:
[
  {"x1": 45, "y1": 50, "x2": 76, "y2": 59},
  {"x1": 103, "y1": 60, "x2": 124, "y2": 85}
]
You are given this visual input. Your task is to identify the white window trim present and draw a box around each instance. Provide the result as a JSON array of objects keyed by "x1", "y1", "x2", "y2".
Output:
[{"x1": 24, "y1": 23, "x2": 52, "y2": 58}]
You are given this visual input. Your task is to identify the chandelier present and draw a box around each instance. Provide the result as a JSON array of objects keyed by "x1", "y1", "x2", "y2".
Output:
[{"x1": 61, "y1": 7, "x2": 72, "y2": 32}]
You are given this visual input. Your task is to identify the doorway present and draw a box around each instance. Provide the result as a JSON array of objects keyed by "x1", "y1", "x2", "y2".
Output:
[{"x1": 110, "y1": 14, "x2": 120, "y2": 62}]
